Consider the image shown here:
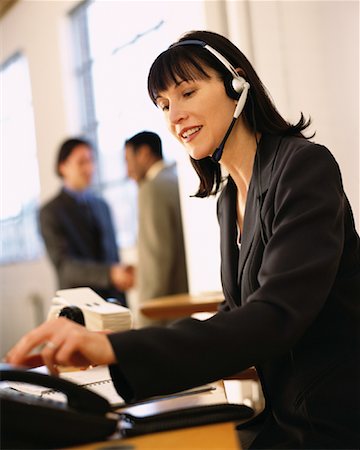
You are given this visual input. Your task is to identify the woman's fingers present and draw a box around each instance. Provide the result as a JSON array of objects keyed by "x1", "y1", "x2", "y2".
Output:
[
  {"x1": 6, "y1": 317, "x2": 117, "y2": 371},
  {"x1": 56, "y1": 332, "x2": 116, "y2": 367},
  {"x1": 6, "y1": 318, "x2": 81, "y2": 367},
  {"x1": 6, "y1": 321, "x2": 55, "y2": 366},
  {"x1": 5, "y1": 317, "x2": 117, "y2": 372},
  {"x1": 19, "y1": 354, "x2": 45, "y2": 368},
  {"x1": 55, "y1": 331, "x2": 92, "y2": 367},
  {"x1": 41, "y1": 339, "x2": 64, "y2": 375}
]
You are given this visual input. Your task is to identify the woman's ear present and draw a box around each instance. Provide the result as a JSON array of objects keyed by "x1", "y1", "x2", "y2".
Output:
[{"x1": 235, "y1": 68, "x2": 247, "y2": 78}]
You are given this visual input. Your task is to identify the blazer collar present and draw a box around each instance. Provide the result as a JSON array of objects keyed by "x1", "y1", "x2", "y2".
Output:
[
  {"x1": 253, "y1": 133, "x2": 283, "y2": 195},
  {"x1": 219, "y1": 134, "x2": 283, "y2": 303},
  {"x1": 239, "y1": 134, "x2": 282, "y2": 280}
]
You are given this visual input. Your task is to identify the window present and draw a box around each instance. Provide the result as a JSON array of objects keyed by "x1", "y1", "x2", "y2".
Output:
[
  {"x1": 0, "y1": 53, "x2": 43, "y2": 264},
  {"x1": 70, "y1": 0, "x2": 205, "y2": 248}
]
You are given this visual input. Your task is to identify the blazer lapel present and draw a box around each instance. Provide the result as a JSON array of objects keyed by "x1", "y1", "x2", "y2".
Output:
[
  {"x1": 217, "y1": 177, "x2": 241, "y2": 307},
  {"x1": 237, "y1": 134, "x2": 283, "y2": 289}
]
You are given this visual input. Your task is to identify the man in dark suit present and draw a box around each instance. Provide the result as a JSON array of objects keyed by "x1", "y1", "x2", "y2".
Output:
[{"x1": 40, "y1": 138, "x2": 134, "y2": 305}]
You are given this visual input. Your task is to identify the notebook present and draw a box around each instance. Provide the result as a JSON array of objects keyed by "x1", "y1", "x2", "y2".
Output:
[
  {"x1": 5, "y1": 364, "x2": 217, "y2": 409},
  {"x1": 6, "y1": 365, "x2": 125, "y2": 407}
]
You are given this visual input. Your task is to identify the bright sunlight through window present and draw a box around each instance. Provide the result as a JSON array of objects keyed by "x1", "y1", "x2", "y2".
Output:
[{"x1": 0, "y1": 53, "x2": 42, "y2": 264}]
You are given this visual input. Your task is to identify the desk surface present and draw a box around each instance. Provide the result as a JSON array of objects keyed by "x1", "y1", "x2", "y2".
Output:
[
  {"x1": 71, "y1": 381, "x2": 241, "y2": 450},
  {"x1": 139, "y1": 292, "x2": 224, "y2": 320},
  {"x1": 76, "y1": 422, "x2": 240, "y2": 449}
]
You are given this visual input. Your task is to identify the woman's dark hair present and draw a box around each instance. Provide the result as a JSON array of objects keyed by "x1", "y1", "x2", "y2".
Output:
[
  {"x1": 56, "y1": 137, "x2": 92, "y2": 177},
  {"x1": 148, "y1": 30, "x2": 313, "y2": 197}
]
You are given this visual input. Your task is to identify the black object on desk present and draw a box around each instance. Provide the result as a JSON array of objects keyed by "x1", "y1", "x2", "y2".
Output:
[
  {"x1": 0, "y1": 365, "x2": 118, "y2": 449},
  {"x1": 58, "y1": 305, "x2": 86, "y2": 325},
  {"x1": 120, "y1": 402, "x2": 254, "y2": 437}
]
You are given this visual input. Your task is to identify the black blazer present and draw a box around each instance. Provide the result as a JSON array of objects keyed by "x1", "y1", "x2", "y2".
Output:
[
  {"x1": 40, "y1": 189, "x2": 125, "y2": 303},
  {"x1": 109, "y1": 134, "x2": 360, "y2": 448}
]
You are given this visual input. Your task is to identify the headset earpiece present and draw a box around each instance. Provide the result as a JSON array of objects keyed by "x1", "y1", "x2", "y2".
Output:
[
  {"x1": 232, "y1": 76, "x2": 246, "y2": 94},
  {"x1": 233, "y1": 80, "x2": 250, "y2": 119},
  {"x1": 224, "y1": 74, "x2": 247, "y2": 100},
  {"x1": 225, "y1": 74, "x2": 250, "y2": 118}
]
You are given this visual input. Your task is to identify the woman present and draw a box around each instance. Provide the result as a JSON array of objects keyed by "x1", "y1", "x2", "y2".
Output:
[{"x1": 6, "y1": 31, "x2": 360, "y2": 449}]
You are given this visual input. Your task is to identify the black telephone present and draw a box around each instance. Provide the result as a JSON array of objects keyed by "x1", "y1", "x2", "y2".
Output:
[{"x1": 0, "y1": 364, "x2": 119, "y2": 449}]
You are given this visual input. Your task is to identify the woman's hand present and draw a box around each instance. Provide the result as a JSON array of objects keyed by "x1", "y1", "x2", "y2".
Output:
[{"x1": 5, "y1": 317, "x2": 117, "y2": 375}]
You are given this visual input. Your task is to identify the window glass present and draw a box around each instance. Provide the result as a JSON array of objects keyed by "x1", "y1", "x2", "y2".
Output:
[
  {"x1": 71, "y1": 0, "x2": 205, "y2": 247},
  {"x1": 0, "y1": 53, "x2": 42, "y2": 264}
]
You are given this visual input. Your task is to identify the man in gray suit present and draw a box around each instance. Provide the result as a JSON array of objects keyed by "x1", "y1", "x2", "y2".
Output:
[
  {"x1": 125, "y1": 131, "x2": 188, "y2": 325},
  {"x1": 40, "y1": 138, "x2": 134, "y2": 306}
]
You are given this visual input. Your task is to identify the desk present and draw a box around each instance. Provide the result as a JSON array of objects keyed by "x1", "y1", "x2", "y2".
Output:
[
  {"x1": 70, "y1": 381, "x2": 242, "y2": 450},
  {"x1": 75, "y1": 422, "x2": 240, "y2": 449},
  {"x1": 139, "y1": 292, "x2": 224, "y2": 320}
]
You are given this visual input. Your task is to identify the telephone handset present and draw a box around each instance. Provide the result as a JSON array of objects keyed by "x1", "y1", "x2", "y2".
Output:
[{"x1": 0, "y1": 365, "x2": 119, "y2": 449}]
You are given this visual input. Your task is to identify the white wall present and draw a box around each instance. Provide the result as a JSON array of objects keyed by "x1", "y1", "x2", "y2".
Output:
[
  {"x1": 1, "y1": 0, "x2": 359, "y2": 356},
  {"x1": 0, "y1": 0, "x2": 81, "y2": 356},
  {"x1": 246, "y1": 0, "x2": 359, "y2": 224}
]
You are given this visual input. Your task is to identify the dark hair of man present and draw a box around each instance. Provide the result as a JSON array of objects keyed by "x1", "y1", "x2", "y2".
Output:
[
  {"x1": 147, "y1": 30, "x2": 313, "y2": 197},
  {"x1": 125, "y1": 131, "x2": 163, "y2": 159},
  {"x1": 56, "y1": 137, "x2": 92, "y2": 177}
]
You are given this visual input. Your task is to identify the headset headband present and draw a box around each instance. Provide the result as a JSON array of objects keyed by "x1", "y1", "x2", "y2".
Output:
[{"x1": 170, "y1": 39, "x2": 241, "y2": 80}]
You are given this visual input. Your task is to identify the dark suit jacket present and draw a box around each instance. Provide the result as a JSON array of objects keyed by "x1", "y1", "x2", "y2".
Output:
[
  {"x1": 40, "y1": 189, "x2": 125, "y2": 303},
  {"x1": 109, "y1": 134, "x2": 360, "y2": 448}
]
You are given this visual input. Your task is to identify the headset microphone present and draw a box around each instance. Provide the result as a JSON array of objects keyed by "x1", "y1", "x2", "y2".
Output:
[
  {"x1": 212, "y1": 80, "x2": 250, "y2": 162},
  {"x1": 171, "y1": 39, "x2": 250, "y2": 162},
  {"x1": 212, "y1": 117, "x2": 237, "y2": 162}
]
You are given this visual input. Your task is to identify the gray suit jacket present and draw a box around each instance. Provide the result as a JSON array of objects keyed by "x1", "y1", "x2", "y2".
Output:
[{"x1": 137, "y1": 164, "x2": 188, "y2": 315}]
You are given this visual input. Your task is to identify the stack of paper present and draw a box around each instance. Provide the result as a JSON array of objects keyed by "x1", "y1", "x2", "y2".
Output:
[{"x1": 49, "y1": 287, "x2": 133, "y2": 332}]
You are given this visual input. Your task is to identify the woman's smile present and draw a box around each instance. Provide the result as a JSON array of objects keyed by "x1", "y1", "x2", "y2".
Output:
[{"x1": 179, "y1": 125, "x2": 203, "y2": 142}]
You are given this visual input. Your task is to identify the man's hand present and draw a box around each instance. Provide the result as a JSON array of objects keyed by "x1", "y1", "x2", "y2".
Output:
[{"x1": 110, "y1": 264, "x2": 135, "y2": 291}]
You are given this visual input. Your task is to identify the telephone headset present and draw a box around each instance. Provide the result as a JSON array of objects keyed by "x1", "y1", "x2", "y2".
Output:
[
  {"x1": 171, "y1": 39, "x2": 250, "y2": 163},
  {"x1": 173, "y1": 39, "x2": 267, "y2": 246}
]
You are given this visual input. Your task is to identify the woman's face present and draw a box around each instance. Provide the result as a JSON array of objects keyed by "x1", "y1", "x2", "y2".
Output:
[{"x1": 155, "y1": 68, "x2": 237, "y2": 160}]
